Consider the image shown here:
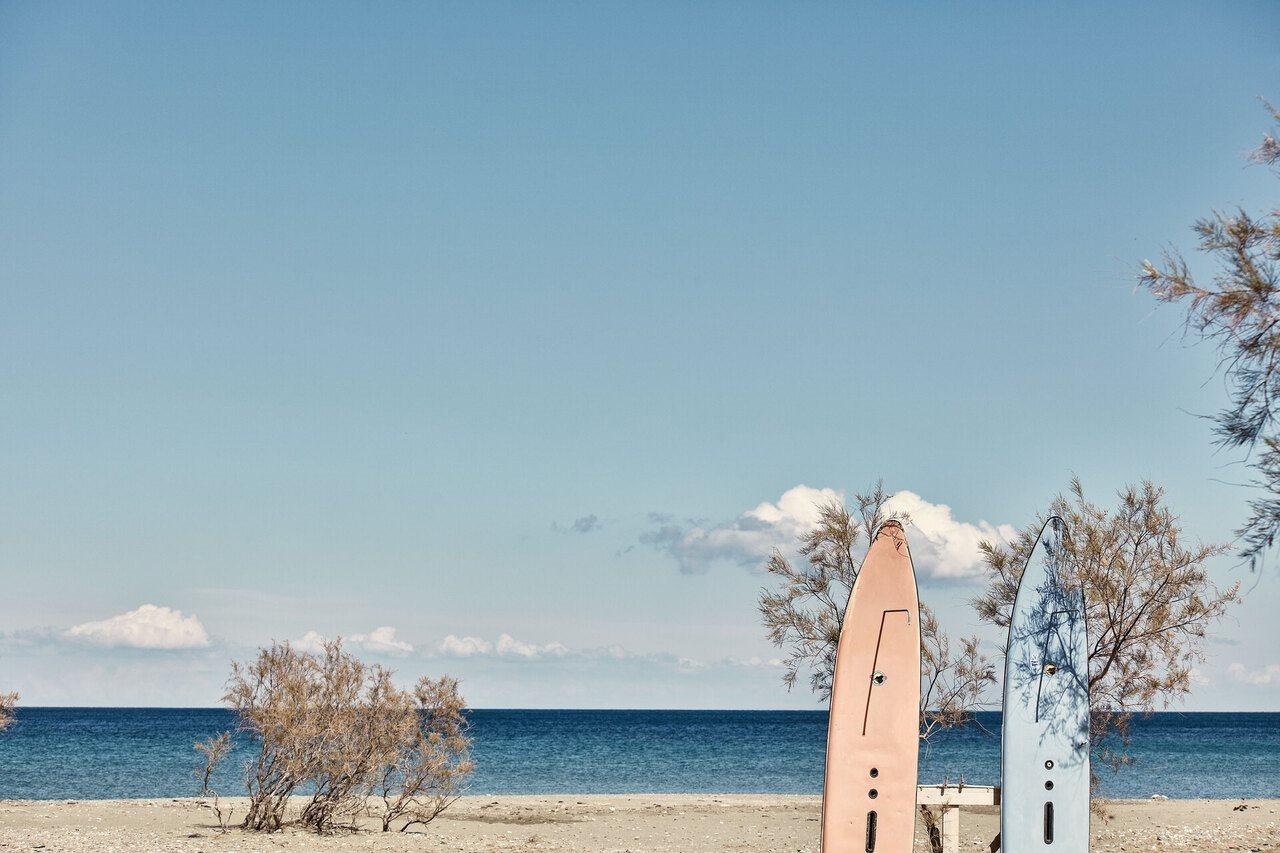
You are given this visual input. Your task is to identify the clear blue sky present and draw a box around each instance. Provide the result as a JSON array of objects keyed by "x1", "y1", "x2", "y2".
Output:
[{"x1": 2, "y1": 1, "x2": 1279, "y2": 708}]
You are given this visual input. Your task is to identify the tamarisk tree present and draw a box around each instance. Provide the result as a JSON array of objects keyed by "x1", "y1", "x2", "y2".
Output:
[
  {"x1": 758, "y1": 481, "x2": 996, "y2": 739},
  {"x1": 197, "y1": 639, "x2": 472, "y2": 834},
  {"x1": 1141, "y1": 101, "x2": 1280, "y2": 566},
  {"x1": 973, "y1": 478, "x2": 1240, "y2": 775}
]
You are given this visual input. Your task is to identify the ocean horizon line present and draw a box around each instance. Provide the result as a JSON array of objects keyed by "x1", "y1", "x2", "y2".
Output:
[
  {"x1": 9, "y1": 706, "x2": 1278, "y2": 714},
  {"x1": 2, "y1": 708, "x2": 1276, "y2": 800}
]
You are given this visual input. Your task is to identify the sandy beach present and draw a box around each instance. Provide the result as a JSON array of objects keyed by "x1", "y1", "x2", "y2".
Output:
[{"x1": 0, "y1": 795, "x2": 1276, "y2": 852}]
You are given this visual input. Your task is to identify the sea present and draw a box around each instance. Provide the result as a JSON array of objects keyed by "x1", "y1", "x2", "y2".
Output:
[{"x1": 0, "y1": 709, "x2": 1275, "y2": 800}]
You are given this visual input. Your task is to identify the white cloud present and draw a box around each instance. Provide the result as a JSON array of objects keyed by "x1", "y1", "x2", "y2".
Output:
[
  {"x1": 496, "y1": 633, "x2": 569, "y2": 660},
  {"x1": 600, "y1": 644, "x2": 632, "y2": 660},
  {"x1": 640, "y1": 485, "x2": 840, "y2": 574},
  {"x1": 724, "y1": 655, "x2": 785, "y2": 669},
  {"x1": 1228, "y1": 662, "x2": 1280, "y2": 686},
  {"x1": 350, "y1": 626, "x2": 413, "y2": 655},
  {"x1": 65, "y1": 604, "x2": 210, "y2": 650},
  {"x1": 291, "y1": 630, "x2": 328, "y2": 654},
  {"x1": 436, "y1": 633, "x2": 573, "y2": 660},
  {"x1": 883, "y1": 491, "x2": 1016, "y2": 579},
  {"x1": 432, "y1": 635, "x2": 787, "y2": 674},
  {"x1": 640, "y1": 485, "x2": 1012, "y2": 578},
  {"x1": 438, "y1": 634, "x2": 493, "y2": 657},
  {"x1": 291, "y1": 627, "x2": 413, "y2": 656}
]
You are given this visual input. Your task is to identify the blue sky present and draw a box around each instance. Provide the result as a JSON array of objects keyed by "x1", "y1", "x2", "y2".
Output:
[{"x1": 2, "y1": 1, "x2": 1279, "y2": 709}]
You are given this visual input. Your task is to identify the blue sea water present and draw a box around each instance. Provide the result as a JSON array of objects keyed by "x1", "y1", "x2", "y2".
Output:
[{"x1": 0, "y1": 709, "x2": 1275, "y2": 800}]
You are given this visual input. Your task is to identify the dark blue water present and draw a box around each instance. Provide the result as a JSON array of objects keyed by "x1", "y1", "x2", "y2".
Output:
[{"x1": 0, "y1": 709, "x2": 1275, "y2": 800}]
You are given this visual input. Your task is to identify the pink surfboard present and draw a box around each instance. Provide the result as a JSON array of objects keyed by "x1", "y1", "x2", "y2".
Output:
[{"x1": 821, "y1": 520, "x2": 921, "y2": 852}]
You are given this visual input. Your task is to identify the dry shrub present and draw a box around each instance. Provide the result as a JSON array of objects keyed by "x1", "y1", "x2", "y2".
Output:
[
  {"x1": 374, "y1": 675, "x2": 474, "y2": 832},
  {"x1": 195, "y1": 730, "x2": 231, "y2": 794},
  {"x1": 294, "y1": 648, "x2": 411, "y2": 832},
  {"x1": 0, "y1": 692, "x2": 17, "y2": 731},
  {"x1": 193, "y1": 731, "x2": 234, "y2": 830},
  {"x1": 198, "y1": 639, "x2": 472, "y2": 834},
  {"x1": 227, "y1": 641, "x2": 323, "y2": 831}
]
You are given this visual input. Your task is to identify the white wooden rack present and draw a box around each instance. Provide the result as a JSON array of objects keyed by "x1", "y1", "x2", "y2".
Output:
[{"x1": 916, "y1": 783, "x2": 1000, "y2": 852}]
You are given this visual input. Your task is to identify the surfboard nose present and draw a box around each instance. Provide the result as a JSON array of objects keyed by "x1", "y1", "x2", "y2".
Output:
[
  {"x1": 863, "y1": 520, "x2": 912, "y2": 570},
  {"x1": 1037, "y1": 516, "x2": 1068, "y2": 561},
  {"x1": 872, "y1": 519, "x2": 907, "y2": 547}
]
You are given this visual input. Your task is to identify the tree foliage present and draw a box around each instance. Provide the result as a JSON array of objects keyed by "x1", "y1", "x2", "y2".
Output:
[
  {"x1": 758, "y1": 482, "x2": 996, "y2": 739},
  {"x1": 1140, "y1": 102, "x2": 1280, "y2": 565},
  {"x1": 973, "y1": 478, "x2": 1240, "y2": 773}
]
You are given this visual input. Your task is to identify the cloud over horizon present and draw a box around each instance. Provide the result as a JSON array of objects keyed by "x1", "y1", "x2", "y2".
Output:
[
  {"x1": 438, "y1": 634, "x2": 493, "y2": 657},
  {"x1": 64, "y1": 604, "x2": 210, "y2": 650},
  {"x1": 639, "y1": 484, "x2": 1013, "y2": 578},
  {"x1": 437, "y1": 633, "x2": 569, "y2": 660},
  {"x1": 640, "y1": 485, "x2": 841, "y2": 574},
  {"x1": 429, "y1": 635, "x2": 765, "y2": 674},
  {"x1": 882, "y1": 490, "x2": 1016, "y2": 579},
  {"x1": 291, "y1": 630, "x2": 328, "y2": 654},
  {"x1": 350, "y1": 626, "x2": 414, "y2": 655},
  {"x1": 291, "y1": 626, "x2": 414, "y2": 656},
  {"x1": 1228, "y1": 662, "x2": 1280, "y2": 686}
]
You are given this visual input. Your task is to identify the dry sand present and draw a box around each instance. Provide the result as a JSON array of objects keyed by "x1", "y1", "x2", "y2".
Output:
[{"x1": 0, "y1": 795, "x2": 1276, "y2": 852}]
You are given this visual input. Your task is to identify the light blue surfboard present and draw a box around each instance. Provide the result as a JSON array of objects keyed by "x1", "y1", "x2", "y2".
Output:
[{"x1": 1001, "y1": 516, "x2": 1089, "y2": 851}]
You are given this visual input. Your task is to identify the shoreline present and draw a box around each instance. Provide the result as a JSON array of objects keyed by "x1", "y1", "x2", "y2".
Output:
[{"x1": 0, "y1": 794, "x2": 1276, "y2": 852}]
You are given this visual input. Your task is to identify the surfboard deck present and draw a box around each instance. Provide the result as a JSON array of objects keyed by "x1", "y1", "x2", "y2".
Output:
[
  {"x1": 821, "y1": 520, "x2": 921, "y2": 853},
  {"x1": 1001, "y1": 516, "x2": 1090, "y2": 851}
]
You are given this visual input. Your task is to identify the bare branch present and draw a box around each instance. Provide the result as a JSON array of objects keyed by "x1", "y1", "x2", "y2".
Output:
[
  {"x1": 973, "y1": 479, "x2": 1239, "y2": 781},
  {"x1": 1140, "y1": 103, "x2": 1280, "y2": 567}
]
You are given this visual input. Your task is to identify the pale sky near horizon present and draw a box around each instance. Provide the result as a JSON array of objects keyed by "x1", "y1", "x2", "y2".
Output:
[{"x1": 2, "y1": 1, "x2": 1280, "y2": 710}]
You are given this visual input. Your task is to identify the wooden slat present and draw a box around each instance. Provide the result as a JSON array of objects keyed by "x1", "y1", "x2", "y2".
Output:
[
  {"x1": 916, "y1": 784, "x2": 1000, "y2": 806},
  {"x1": 942, "y1": 806, "x2": 960, "y2": 851}
]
